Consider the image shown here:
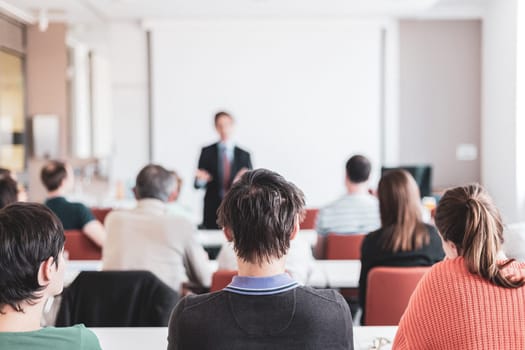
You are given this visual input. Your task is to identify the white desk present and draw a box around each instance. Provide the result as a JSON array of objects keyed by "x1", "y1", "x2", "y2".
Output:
[
  {"x1": 91, "y1": 326, "x2": 396, "y2": 350},
  {"x1": 197, "y1": 229, "x2": 318, "y2": 247},
  {"x1": 318, "y1": 260, "x2": 361, "y2": 288},
  {"x1": 66, "y1": 259, "x2": 360, "y2": 289}
]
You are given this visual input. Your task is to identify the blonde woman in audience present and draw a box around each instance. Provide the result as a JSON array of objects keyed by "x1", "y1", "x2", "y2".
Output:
[
  {"x1": 393, "y1": 184, "x2": 525, "y2": 349},
  {"x1": 358, "y1": 170, "x2": 444, "y2": 324}
]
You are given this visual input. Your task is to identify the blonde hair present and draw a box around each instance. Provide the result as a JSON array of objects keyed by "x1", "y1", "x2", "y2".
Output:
[
  {"x1": 378, "y1": 170, "x2": 429, "y2": 253},
  {"x1": 435, "y1": 184, "x2": 524, "y2": 288}
]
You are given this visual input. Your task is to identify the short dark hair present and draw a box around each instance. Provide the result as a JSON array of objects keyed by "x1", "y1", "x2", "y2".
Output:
[
  {"x1": 346, "y1": 155, "x2": 371, "y2": 183},
  {"x1": 41, "y1": 160, "x2": 68, "y2": 192},
  {"x1": 0, "y1": 203, "x2": 65, "y2": 312},
  {"x1": 0, "y1": 177, "x2": 18, "y2": 209},
  {"x1": 217, "y1": 169, "x2": 305, "y2": 264},
  {"x1": 135, "y1": 164, "x2": 176, "y2": 202},
  {"x1": 0, "y1": 168, "x2": 11, "y2": 180},
  {"x1": 214, "y1": 111, "x2": 233, "y2": 125}
]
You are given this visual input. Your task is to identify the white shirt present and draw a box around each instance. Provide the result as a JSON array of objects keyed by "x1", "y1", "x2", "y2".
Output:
[
  {"x1": 102, "y1": 199, "x2": 213, "y2": 292},
  {"x1": 218, "y1": 140, "x2": 235, "y2": 162}
]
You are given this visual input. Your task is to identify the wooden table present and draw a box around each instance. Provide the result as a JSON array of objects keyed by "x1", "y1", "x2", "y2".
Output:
[{"x1": 91, "y1": 326, "x2": 397, "y2": 350}]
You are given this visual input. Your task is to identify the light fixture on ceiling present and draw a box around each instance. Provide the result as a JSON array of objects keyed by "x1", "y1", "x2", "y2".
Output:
[{"x1": 38, "y1": 8, "x2": 48, "y2": 32}]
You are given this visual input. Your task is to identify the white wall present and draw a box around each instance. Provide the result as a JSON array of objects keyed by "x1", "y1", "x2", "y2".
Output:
[
  {"x1": 149, "y1": 19, "x2": 385, "y2": 218},
  {"x1": 482, "y1": 0, "x2": 522, "y2": 222},
  {"x1": 399, "y1": 20, "x2": 481, "y2": 189},
  {"x1": 107, "y1": 22, "x2": 149, "y2": 185},
  {"x1": 516, "y1": 1, "x2": 525, "y2": 221}
]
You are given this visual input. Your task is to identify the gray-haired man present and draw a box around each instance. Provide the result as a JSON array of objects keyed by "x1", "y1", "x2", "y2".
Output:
[{"x1": 102, "y1": 164, "x2": 212, "y2": 293}]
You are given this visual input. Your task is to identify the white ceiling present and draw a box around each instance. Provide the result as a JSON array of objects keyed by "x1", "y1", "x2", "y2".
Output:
[{"x1": 4, "y1": 0, "x2": 488, "y2": 24}]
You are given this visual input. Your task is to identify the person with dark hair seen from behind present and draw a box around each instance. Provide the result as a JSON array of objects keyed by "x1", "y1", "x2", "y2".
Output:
[
  {"x1": 41, "y1": 161, "x2": 106, "y2": 247},
  {"x1": 359, "y1": 170, "x2": 444, "y2": 324},
  {"x1": 315, "y1": 155, "x2": 380, "y2": 256},
  {"x1": 393, "y1": 184, "x2": 525, "y2": 349},
  {"x1": 194, "y1": 111, "x2": 252, "y2": 229},
  {"x1": 0, "y1": 176, "x2": 18, "y2": 209},
  {"x1": 169, "y1": 169, "x2": 353, "y2": 350},
  {"x1": 0, "y1": 168, "x2": 11, "y2": 180},
  {"x1": 0, "y1": 167, "x2": 27, "y2": 202},
  {"x1": 0, "y1": 203, "x2": 102, "y2": 350},
  {"x1": 103, "y1": 164, "x2": 212, "y2": 293}
]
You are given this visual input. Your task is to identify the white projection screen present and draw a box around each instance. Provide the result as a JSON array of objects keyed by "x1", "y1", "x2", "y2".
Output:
[{"x1": 150, "y1": 19, "x2": 383, "y2": 223}]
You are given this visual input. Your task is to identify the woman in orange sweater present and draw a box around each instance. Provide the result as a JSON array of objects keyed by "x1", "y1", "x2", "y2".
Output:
[{"x1": 393, "y1": 184, "x2": 525, "y2": 350}]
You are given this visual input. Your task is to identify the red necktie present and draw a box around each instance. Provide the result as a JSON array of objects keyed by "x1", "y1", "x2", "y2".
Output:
[{"x1": 223, "y1": 149, "x2": 231, "y2": 192}]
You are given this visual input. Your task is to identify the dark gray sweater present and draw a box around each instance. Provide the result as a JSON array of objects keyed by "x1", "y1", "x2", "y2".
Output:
[{"x1": 168, "y1": 286, "x2": 353, "y2": 349}]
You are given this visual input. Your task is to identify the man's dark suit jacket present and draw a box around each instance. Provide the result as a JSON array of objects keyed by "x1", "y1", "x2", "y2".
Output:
[{"x1": 195, "y1": 143, "x2": 252, "y2": 229}]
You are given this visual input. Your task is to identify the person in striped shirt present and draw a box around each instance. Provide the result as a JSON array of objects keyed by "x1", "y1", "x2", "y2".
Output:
[{"x1": 315, "y1": 155, "x2": 380, "y2": 256}]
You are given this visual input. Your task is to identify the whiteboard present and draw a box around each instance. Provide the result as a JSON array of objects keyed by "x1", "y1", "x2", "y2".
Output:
[{"x1": 150, "y1": 19, "x2": 383, "y2": 221}]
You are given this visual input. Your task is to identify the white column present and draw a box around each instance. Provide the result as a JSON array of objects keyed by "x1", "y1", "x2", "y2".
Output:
[{"x1": 482, "y1": 0, "x2": 521, "y2": 222}]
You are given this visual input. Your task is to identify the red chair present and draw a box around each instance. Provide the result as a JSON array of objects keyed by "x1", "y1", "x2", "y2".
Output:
[
  {"x1": 210, "y1": 270, "x2": 237, "y2": 292},
  {"x1": 64, "y1": 230, "x2": 102, "y2": 260},
  {"x1": 91, "y1": 207, "x2": 112, "y2": 224},
  {"x1": 325, "y1": 233, "x2": 366, "y2": 260},
  {"x1": 300, "y1": 208, "x2": 319, "y2": 230},
  {"x1": 365, "y1": 266, "x2": 430, "y2": 325},
  {"x1": 324, "y1": 233, "x2": 366, "y2": 298}
]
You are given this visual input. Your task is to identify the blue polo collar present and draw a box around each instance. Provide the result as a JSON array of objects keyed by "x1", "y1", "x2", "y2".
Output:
[{"x1": 224, "y1": 273, "x2": 299, "y2": 296}]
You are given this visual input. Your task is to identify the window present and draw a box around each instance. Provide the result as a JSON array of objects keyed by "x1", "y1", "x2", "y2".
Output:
[{"x1": 0, "y1": 50, "x2": 25, "y2": 172}]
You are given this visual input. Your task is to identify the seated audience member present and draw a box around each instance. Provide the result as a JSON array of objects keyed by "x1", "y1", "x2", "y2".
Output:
[
  {"x1": 394, "y1": 184, "x2": 525, "y2": 349},
  {"x1": 315, "y1": 155, "x2": 380, "y2": 256},
  {"x1": 0, "y1": 176, "x2": 18, "y2": 208},
  {"x1": 41, "y1": 161, "x2": 106, "y2": 247},
  {"x1": 103, "y1": 164, "x2": 212, "y2": 293},
  {"x1": 0, "y1": 203, "x2": 101, "y2": 350},
  {"x1": 359, "y1": 170, "x2": 444, "y2": 324},
  {"x1": 0, "y1": 168, "x2": 27, "y2": 202},
  {"x1": 168, "y1": 169, "x2": 353, "y2": 350},
  {"x1": 0, "y1": 168, "x2": 11, "y2": 179}
]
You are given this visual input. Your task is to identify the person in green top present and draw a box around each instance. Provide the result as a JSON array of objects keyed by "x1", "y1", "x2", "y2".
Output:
[
  {"x1": 41, "y1": 160, "x2": 106, "y2": 247},
  {"x1": 0, "y1": 202, "x2": 102, "y2": 350}
]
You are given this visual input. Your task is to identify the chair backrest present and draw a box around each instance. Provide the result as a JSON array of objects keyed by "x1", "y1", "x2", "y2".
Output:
[
  {"x1": 211, "y1": 270, "x2": 237, "y2": 292},
  {"x1": 64, "y1": 230, "x2": 102, "y2": 260},
  {"x1": 365, "y1": 266, "x2": 430, "y2": 326},
  {"x1": 91, "y1": 207, "x2": 112, "y2": 224},
  {"x1": 325, "y1": 233, "x2": 366, "y2": 260},
  {"x1": 56, "y1": 271, "x2": 179, "y2": 327},
  {"x1": 300, "y1": 208, "x2": 319, "y2": 230}
]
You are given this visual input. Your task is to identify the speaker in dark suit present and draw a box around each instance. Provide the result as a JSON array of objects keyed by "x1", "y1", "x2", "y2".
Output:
[{"x1": 194, "y1": 112, "x2": 252, "y2": 229}]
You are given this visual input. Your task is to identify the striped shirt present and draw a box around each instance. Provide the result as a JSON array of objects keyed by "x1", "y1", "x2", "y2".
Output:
[
  {"x1": 224, "y1": 274, "x2": 299, "y2": 296},
  {"x1": 316, "y1": 193, "x2": 380, "y2": 235}
]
